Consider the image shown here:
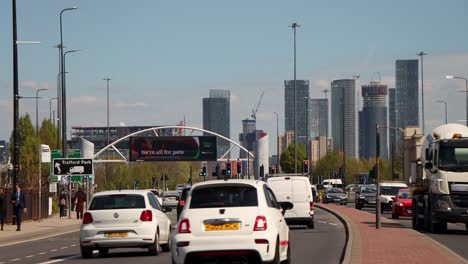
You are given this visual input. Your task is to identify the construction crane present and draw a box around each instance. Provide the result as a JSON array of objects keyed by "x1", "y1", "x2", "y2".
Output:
[{"x1": 251, "y1": 91, "x2": 265, "y2": 120}]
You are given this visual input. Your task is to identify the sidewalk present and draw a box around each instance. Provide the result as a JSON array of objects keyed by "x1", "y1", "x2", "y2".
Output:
[
  {"x1": 318, "y1": 203, "x2": 468, "y2": 264},
  {"x1": 0, "y1": 214, "x2": 82, "y2": 247}
]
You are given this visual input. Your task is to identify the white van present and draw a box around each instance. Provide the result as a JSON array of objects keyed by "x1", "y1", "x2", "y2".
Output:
[
  {"x1": 380, "y1": 181, "x2": 408, "y2": 212},
  {"x1": 322, "y1": 179, "x2": 343, "y2": 189},
  {"x1": 267, "y1": 176, "x2": 314, "y2": 229}
]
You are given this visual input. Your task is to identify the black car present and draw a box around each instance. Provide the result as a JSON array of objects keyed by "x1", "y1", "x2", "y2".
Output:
[
  {"x1": 323, "y1": 188, "x2": 347, "y2": 205},
  {"x1": 355, "y1": 185, "x2": 377, "y2": 210},
  {"x1": 176, "y1": 187, "x2": 191, "y2": 220}
]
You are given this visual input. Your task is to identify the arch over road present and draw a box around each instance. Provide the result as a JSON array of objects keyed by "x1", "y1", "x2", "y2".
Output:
[{"x1": 93, "y1": 125, "x2": 255, "y2": 162}]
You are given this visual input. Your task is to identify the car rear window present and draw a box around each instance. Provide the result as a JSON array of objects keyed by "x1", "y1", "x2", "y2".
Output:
[
  {"x1": 89, "y1": 194, "x2": 146, "y2": 210},
  {"x1": 189, "y1": 185, "x2": 258, "y2": 209}
]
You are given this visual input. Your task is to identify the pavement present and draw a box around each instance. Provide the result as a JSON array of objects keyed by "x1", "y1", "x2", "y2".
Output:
[
  {"x1": 317, "y1": 203, "x2": 468, "y2": 264},
  {"x1": 0, "y1": 213, "x2": 82, "y2": 247}
]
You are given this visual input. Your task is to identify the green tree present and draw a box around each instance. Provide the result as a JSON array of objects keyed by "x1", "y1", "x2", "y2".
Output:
[
  {"x1": 280, "y1": 143, "x2": 307, "y2": 173},
  {"x1": 39, "y1": 119, "x2": 59, "y2": 149}
]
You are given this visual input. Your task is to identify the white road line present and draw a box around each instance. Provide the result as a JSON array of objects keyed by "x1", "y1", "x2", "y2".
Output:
[
  {"x1": 25, "y1": 255, "x2": 35, "y2": 258},
  {"x1": 0, "y1": 261, "x2": 5, "y2": 264},
  {"x1": 10, "y1": 258, "x2": 21, "y2": 262},
  {"x1": 329, "y1": 223, "x2": 338, "y2": 226},
  {"x1": 39, "y1": 252, "x2": 47, "y2": 255},
  {"x1": 50, "y1": 249, "x2": 57, "y2": 252},
  {"x1": 318, "y1": 221, "x2": 327, "y2": 224},
  {"x1": 60, "y1": 246, "x2": 68, "y2": 250},
  {"x1": 70, "y1": 244, "x2": 77, "y2": 247},
  {"x1": 37, "y1": 255, "x2": 80, "y2": 264}
]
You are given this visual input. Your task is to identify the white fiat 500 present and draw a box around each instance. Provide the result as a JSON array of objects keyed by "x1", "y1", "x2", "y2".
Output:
[
  {"x1": 172, "y1": 180, "x2": 293, "y2": 264},
  {"x1": 80, "y1": 190, "x2": 172, "y2": 258}
]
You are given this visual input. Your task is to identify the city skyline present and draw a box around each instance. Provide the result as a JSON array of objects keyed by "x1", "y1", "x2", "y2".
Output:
[{"x1": 1, "y1": 1, "x2": 468, "y2": 156}]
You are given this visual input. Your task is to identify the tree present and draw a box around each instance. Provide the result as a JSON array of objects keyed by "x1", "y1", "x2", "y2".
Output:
[
  {"x1": 39, "y1": 119, "x2": 59, "y2": 149},
  {"x1": 280, "y1": 143, "x2": 306, "y2": 173}
]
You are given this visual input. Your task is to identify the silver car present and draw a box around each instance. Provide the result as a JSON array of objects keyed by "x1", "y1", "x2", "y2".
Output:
[{"x1": 162, "y1": 191, "x2": 180, "y2": 207}]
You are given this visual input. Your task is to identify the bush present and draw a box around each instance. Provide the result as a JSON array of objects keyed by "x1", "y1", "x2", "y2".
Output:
[{"x1": 52, "y1": 199, "x2": 60, "y2": 215}]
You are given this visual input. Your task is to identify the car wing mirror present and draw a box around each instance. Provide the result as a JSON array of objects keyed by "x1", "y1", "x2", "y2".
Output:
[{"x1": 278, "y1": 201, "x2": 294, "y2": 215}]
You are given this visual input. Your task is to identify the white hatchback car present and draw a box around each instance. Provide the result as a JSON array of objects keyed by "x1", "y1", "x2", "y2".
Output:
[
  {"x1": 80, "y1": 190, "x2": 172, "y2": 258},
  {"x1": 172, "y1": 180, "x2": 293, "y2": 264}
]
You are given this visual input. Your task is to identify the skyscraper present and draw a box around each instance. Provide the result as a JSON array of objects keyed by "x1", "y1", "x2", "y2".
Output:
[
  {"x1": 203, "y1": 89, "x2": 230, "y2": 158},
  {"x1": 359, "y1": 82, "x2": 388, "y2": 159},
  {"x1": 284, "y1": 80, "x2": 310, "y2": 146},
  {"x1": 331, "y1": 79, "x2": 356, "y2": 158},
  {"x1": 309, "y1": 98, "x2": 328, "y2": 138},
  {"x1": 396, "y1": 60, "x2": 419, "y2": 129}
]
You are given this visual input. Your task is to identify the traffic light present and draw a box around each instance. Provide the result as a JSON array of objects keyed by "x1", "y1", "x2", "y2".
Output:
[
  {"x1": 237, "y1": 160, "x2": 242, "y2": 174},
  {"x1": 226, "y1": 162, "x2": 232, "y2": 175},
  {"x1": 302, "y1": 160, "x2": 309, "y2": 174},
  {"x1": 269, "y1": 165, "x2": 276, "y2": 174},
  {"x1": 199, "y1": 164, "x2": 207, "y2": 176},
  {"x1": 260, "y1": 164, "x2": 265, "y2": 178}
]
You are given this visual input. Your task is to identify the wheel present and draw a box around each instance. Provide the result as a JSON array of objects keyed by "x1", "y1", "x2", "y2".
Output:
[
  {"x1": 306, "y1": 219, "x2": 314, "y2": 229},
  {"x1": 465, "y1": 223, "x2": 468, "y2": 231},
  {"x1": 148, "y1": 232, "x2": 160, "y2": 256},
  {"x1": 161, "y1": 228, "x2": 172, "y2": 252},
  {"x1": 81, "y1": 246, "x2": 93, "y2": 259},
  {"x1": 98, "y1": 248, "x2": 108, "y2": 257}
]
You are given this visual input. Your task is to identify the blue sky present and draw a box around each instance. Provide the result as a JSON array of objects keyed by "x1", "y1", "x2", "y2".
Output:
[{"x1": 1, "y1": 0, "x2": 468, "y2": 155}]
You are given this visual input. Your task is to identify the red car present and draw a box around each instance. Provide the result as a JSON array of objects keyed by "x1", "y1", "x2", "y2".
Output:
[{"x1": 391, "y1": 188, "x2": 412, "y2": 219}]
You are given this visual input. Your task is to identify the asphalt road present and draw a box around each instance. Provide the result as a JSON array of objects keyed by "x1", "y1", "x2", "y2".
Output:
[
  {"x1": 0, "y1": 208, "x2": 345, "y2": 264},
  {"x1": 346, "y1": 197, "x2": 468, "y2": 260}
]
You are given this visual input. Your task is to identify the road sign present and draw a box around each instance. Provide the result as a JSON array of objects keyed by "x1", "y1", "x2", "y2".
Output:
[
  {"x1": 49, "y1": 175, "x2": 59, "y2": 183},
  {"x1": 53, "y1": 158, "x2": 93, "y2": 176},
  {"x1": 51, "y1": 149, "x2": 81, "y2": 159},
  {"x1": 70, "y1": 175, "x2": 83, "y2": 183}
]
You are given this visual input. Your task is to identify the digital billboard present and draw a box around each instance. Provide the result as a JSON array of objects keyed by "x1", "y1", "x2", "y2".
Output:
[{"x1": 129, "y1": 136, "x2": 217, "y2": 161}]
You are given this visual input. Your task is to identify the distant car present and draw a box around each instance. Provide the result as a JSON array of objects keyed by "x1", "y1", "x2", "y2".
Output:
[
  {"x1": 380, "y1": 182, "x2": 408, "y2": 213},
  {"x1": 162, "y1": 191, "x2": 180, "y2": 207},
  {"x1": 172, "y1": 180, "x2": 293, "y2": 264},
  {"x1": 355, "y1": 185, "x2": 377, "y2": 210},
  {"x1": 391, "y1": 188, "x2": 413, "y2": 219},
  {"x1": 80, "y1": 190, "x2": 172, "y2": 258},
  {"x1": 175, "y1": 184, "x2": 185, "y2": 193},
  {"x1": 148, "y1": 189, "x2": 162, "y2": 205},
  {"x1": 177, "y1": 187, "x2": 191, "y2": 220},
  {"x1": 323, "y1": 188, "x2": 347, "y2": 205}
]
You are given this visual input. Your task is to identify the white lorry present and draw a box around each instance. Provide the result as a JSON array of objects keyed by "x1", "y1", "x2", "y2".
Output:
[{"x1": 412, "y1": 123, "x2": 468, "y2": 233}]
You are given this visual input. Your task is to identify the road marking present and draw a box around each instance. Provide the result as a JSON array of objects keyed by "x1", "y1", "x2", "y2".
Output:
[
  {"x1": 39, "y1": 252, "x2": 47, "y2": 255},
  {"x1": 10, "y1": 258, "x2": 21, "y2": 262},
  {"x1": 50, "y1": 249, "x2": 57, "y2": 252},
  {"x1": 318, "y1": 221, "x2": 327, "y2": 224},
  {"x1": 60, "y1": 246, "x2": 68, "y2": 249},
  {"x1": 70, "y1": 244, "x2": 77, "y2": 247},
  {"x1": 37, "y1": 255, "x2": 79, "y2": 264},
  {"x1": 329, "y1": 223, "x2": 338, "y2": 226},
  {"x1": 25, "y1": 255, "x2": 35, "y2": 258}
]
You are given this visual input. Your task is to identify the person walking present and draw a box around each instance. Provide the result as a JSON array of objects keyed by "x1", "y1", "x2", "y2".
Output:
[
  {"x1": 75, "y1": 187, "x2": 86, "y2": 219},
  {"x1": 0, "y1": 187, "x2": 7, "y2": 231},
  {"x1": 59, "y1": 195, "x2": 67, "y2": 219},
  {"x1": 10, "y1": 184, "x2": 26, "y2": 231}
]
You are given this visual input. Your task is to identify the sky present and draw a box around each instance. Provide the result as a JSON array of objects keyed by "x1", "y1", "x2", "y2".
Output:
[{"x1": 1, "y1": 0, "x2": 468, "y2": 156}]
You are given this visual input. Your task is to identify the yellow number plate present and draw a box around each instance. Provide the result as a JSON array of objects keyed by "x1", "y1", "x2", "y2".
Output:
[
  {"x1": 106, "y1": 232, "x2": 128, "y2": 237},
  {"x1": 205, "y1": 223, "x2": 240, "y2": 231}
]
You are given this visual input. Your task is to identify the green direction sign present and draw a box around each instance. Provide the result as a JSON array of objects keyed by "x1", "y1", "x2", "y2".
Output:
[
  {"x1": 51, "y1": 149, "x2": 81, "y2": 159},
  {"x1": 70, "y1": 175, "x2": 83, "y2": 183},
  {"x1": 49, "y1": 175, "x2": 59, "y2": 183}
]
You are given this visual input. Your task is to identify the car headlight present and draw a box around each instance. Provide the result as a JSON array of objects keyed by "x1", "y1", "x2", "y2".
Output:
[
  {"x1": 437, "y1": 200, "x2": 452, "y2": 211},
  {"x1": 326, "y1": 195, "x2": 331, "y2": 198},
  {"x1": 396, "y1": 202, "x2": 403, "y2": 207},
  {"x1": 341, "y1": 195, "x2": 347, "y2": 199},
  {"x1": 359, "y1": 195, "x2": 365, "y2": 199}
]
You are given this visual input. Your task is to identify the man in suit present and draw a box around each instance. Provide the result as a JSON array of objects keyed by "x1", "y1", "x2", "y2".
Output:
[{"x1": 11, "y1": 184, "x2": 26, "y2": 231}]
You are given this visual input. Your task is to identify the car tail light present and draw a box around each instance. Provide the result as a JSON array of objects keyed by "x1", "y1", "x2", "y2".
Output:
[
  {"x1": 253, "y1": 216, "x2": 267, "y2": 231},
  {"x1": 310, "y1": 201, "x2": 314, "y2": 210},
  {"x1": 255, "y1": 239, "x2": 269, "y2": 244},
  {"x1": 179, "y1": 218, "x2": 191, "y2": 233},
  {"x1": 82, "y1": 212, "x2": 93, "y2": 224},
  {"x1": 140, "y1": 210, "x2": 153, "y2": 222},
  {"x1": 179, "y1": 200, "x2": 185, "y2": 206}
]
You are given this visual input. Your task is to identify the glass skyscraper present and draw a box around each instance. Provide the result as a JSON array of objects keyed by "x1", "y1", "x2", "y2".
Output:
[
  {"x1": 331, "y1": 79, "x2": 356, "y2": 158},
  {"x1": 203, "y1": 89, "x2": 230, "y2": 158},
  {"x1": 309, "y1": 98, "x2": 328, "y2": 138},
  {"x1": 396, "y1": 60, "x2": 419, "y2": 129},
  {"x1": 284, "y1": 80, "x2": 310, "y2": 146}
]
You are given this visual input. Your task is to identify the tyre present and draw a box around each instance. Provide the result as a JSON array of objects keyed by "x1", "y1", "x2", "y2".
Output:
[
  {"x1": 148, "y1": 232, "x2": 160, "y2": 256},
  {"x1": 98, "y1": 248, "x2": 108, "y2": 257},
  {"x1": 306, "y1": 219, "x2": 315, "y2": 229},
  {"x1": 81, "y1": 246, "x2": 93, "y2": 259},
  {"x1": 161, "y1": 228, "x2": 172, "y2": 252},
  {"x1": 465, "y1": 223, "x2": 468, "y2": 231}
]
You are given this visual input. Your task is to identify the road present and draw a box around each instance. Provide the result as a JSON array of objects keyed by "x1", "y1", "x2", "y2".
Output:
[
  {"x1": 0, "y1": 208, "x2": 345, "y2": 264},
  {"x1": 346, "y1": 196, "x2": 468, "y2": 260}
]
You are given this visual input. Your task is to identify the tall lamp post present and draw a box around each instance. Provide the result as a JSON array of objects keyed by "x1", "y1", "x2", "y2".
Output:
[
  {"x1": 35, "y1": 89, "x2": 48, "y2": 137},
  {"x1": 49, "y1": 97, "x2": 58, "y2": 121},
  {"x1": 273, "y1": 112, "x2": 280, "y2": 173},
  {"x1": 61, "y1": 49, "x2": 79, "y2": 158},
  {"x1": 417, "y1": 51, "x2": 427, "y2": 134},
  {"x1": 289, "y1": 22, "x2": 300, "y2": 174},
  {"x1": 446, "y1": 75, "x2": 468, "y2": 126},
  {"x1": 103, "y1": 78, "x2": 112, "y2": 149},
  {"x1": 59, "y1": 6, "x2": 78, "y2": 157},
  {"x1": 434, "y1": 100, "x2": 448, "y2": 124}
]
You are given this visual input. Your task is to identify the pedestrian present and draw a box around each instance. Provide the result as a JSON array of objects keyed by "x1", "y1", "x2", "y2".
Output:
[
  {"x1": 70, "y1": 188, "x2": 76, "y2": 212},
  {"x1": 10, "y1": 184, "x2": 26, "y2": 231},
  {"x1": 0, "y1": 187, "x2": 7, "y2": 231},
  {"x1": 75, "y1": 187, "x2": 86, "y2": 219},
  {"x1": 59, "y1": 195, "x2": 67, "y2": 219}
]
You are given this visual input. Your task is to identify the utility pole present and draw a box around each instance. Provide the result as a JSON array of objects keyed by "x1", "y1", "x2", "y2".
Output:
[
  {"x1": 289, "y1": 22, "x2": 300, "y2": 174},
  {"x1": 417, "y1": 51, "x2": 427, "y2": 135}
]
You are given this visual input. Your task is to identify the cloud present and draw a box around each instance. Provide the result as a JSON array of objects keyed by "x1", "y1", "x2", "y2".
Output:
[{"x1": 114, "y1": 102, "x2": 148, "y2": 108}]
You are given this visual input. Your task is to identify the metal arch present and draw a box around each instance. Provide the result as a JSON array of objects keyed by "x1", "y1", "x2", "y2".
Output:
[{"x1": 93, "y1": 125, "x2": 255, "y2": 160}]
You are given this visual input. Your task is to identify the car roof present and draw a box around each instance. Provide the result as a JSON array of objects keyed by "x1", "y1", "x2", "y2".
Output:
[
  {"x1": 93, "y1": 190, "x2": 151, "y2": 196},
  {"x1": 380, "y1": 182, "x2": 407, "y2": 187},
  {"x1": 191, "y1": 179, "x2": 265, "y2": 189}
]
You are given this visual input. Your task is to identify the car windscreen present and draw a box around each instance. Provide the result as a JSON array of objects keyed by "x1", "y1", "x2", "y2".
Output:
[
  {"x1": 189, "y1": 185, "x2": 258, "y2": 209},
  {"x1": 398, "y1": 191, "x2": 411, "y2": 199},
  {"x1": 362, "y1": 187, "x2": 376, "y2": 193},
  {"x1": 89, "y1": 194, "x2": 145, "y2": 210},
  {"x1": 327, "y1": 188, "x2": 344, "y2": 194},
  {"x1": 381, "y1": 186, "x2": 402, "y2": 196}
]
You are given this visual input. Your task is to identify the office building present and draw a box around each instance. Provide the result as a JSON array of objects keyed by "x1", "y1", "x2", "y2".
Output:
[
  {"x1": 309, "y1": 98, "x2": 328, "y2": 138},
  {"x1": 396, "y1": 60, "x2": 419, "y2": 129},
  {"x1": 284, "y1": 80, "x2": 310, "y2": 147},
  {"x1": 203, "y1": 89, "x2": 230, "y2": 158},
  {"x1": 239, "y1": 118, "x2": 266, "y2": 176},
  {"x1": 358, "y1": 82, "x2": 388, "y2": 159},
  {"x1": 331, "y1": 79, "x2": 356, "y2": 158}
]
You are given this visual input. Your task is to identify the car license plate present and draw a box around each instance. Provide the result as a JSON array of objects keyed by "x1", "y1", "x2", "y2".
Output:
[
  {"x1": 205, "y1": 223, "x2": 240, "y2": 231},
  {"x1": 106, "y1": 232, "x2": 128, "y2": 237}
]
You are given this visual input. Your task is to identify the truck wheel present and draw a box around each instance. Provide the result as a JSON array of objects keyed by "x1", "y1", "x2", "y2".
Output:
[{"x1": 465, "y1": 223, "x2": 468, "y2": 231}]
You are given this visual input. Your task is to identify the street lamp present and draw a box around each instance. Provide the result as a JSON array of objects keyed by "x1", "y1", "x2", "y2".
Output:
[
  {"x1": 289, "y1": 22, "x2": 300, "y2": 174},
  {"x1": 49, "y1": 97, "x2": 58, "y2": 121},
  {"x1": 417, "y1": 51, "x2": 428, "y2": 134},
  {"x1": 376, "y1": 125, "x2": 404, "y2": 229},
  {"x1": 273, "y1": 112, "x2": 280, "y2": 173},
  {"x1": 446, "y1": 75, "x2": 468, "y2": 126},
  {"x1": 59, "y1": 6, "x2": 78, "y2": 157},
  {"x1": 62, "y1": 49, "x2": 79, "y2": 158},
  {"x1": 35, "y1": 88, "x2": 48, "y2": 137},
  {"x1": 304, "y1": 97, "x2": 309, "y2": 159},
  {"x1": 434, "y1": 100, "x2": 448, "y2": 124},
  {"x1": 103, "y1": 78, "x2": 112, "y2": 149}
]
